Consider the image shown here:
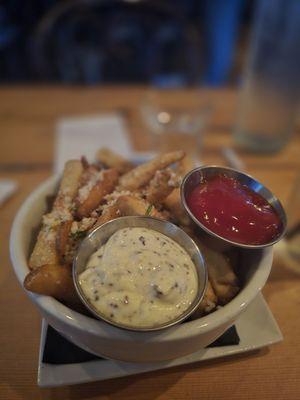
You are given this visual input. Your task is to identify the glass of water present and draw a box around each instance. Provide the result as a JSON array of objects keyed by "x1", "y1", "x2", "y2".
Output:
[
  {"x1": 141, "y1": 89, "x2": 211, "y2": 158},
  {"x1": 234, "y1": 0, "x2": 300, "y2": 153}
]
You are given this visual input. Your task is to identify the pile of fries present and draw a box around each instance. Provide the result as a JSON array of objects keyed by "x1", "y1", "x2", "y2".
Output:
[{"x1": 24, "y1": 148, "x2": 240, "y2": 318}]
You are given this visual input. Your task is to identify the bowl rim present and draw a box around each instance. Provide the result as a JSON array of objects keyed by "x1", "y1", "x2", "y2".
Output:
[
  {"x1": 181, "y1": 164, "x2": 287, "y2": 249},
  {"x1": 73, "y1": 215, "x2": 208, "y2": 332},
  {"x1": 10, "y1": 175, "x2": 273, "y2": 342}
]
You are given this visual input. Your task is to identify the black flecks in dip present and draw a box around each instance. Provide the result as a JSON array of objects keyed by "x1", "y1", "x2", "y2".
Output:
[{"x1": 79, "y1": 227, "x2": 198, "y2": 328}]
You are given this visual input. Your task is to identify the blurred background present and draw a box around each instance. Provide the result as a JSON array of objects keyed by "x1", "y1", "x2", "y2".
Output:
[
  {"x1": 0, "y1": 0, "x2": 252, "y2": 87},
  {"x1": 1, "y1": 0, "x2": 299, "y2": 156}
]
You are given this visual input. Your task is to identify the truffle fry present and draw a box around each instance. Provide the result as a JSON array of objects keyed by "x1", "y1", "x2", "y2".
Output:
[
  {"x1": 28, "y1": 226, "x2": 60, "y2": 270},
  {"x1": 53, "y1": 160, "x2": 84, "y2": 211},
  {"x1": 163, "y1": 188, "x2": 190, "y2": 226},
  {"x1": 116, "y1": 195, "x2": 166, "y2": 220},
  {"x1": 29, "y1": 160, "x2": 83, "y2": 270},
  {"x1": 76, "y1": 168, "x2": 119, "y2": 219},
  {"x1": 56, "y1": 220, "x2": 72, "y2": 264},
  {"x1": 177, "y1": 154, "x2": 195, "y2": 177},
  {"x1": 93, "y1": 194, "x2": 166, "y2": 230},
  {"x1": 118, "y1": 151, "x2": 185, "y2": 191},
  {"x1": 145, "y1": 170, "x2": 174, "y2": 206},
  {"x1": 96, "y1": 147, "x2": 133, "y2": 174},
  {"x1": 197, "y1": 242, "x2": 239, "y2": 305},
  {"x1": 93, "y1": 204, "x2": 120, "y2": 229},
  {"x1": 63, "y1": 218, "x2": 97, "y2": 265},
  {"x1": 159, "y1": 155, "x2": 194, "y2": 222},
  {"x1": 190, "y1": 280, "x2": 218, "y2": 319},
  {"x1": 24, "y1": 264, "x2": 79, "y2": 304}
]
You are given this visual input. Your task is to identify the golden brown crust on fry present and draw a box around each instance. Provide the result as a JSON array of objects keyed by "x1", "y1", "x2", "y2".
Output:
[
  {"x1": 29, "y1": 226, "x2": 60, "y2": 269},
  {"x1": 177, "y1": 155, "x2": 195, "y2": 177},
  {"x1": 145, "y1": 170, "x2": 174, "y2": 206},
  {"x1": 78, "y1": 164, "x2": 99, "y2": 188},
  {"x1": 56, "y1": 220, "x2": 73, "y2": 264},
  {"x1": 76, "y1": 168, "x2": 119, "y2": 219},
  {"x1": 163, "y1": 188, "x2": 190, "y2": 226},
  {"x1": 24, "y1": 264, "x2": 80, "y2": 304},
  {"x1": 96, "y1": 148, "x2": 133, "y2": 174},
  {"x1": 118, "y1": 151, "x2": 185, "y2": 191},
  {"x1": 93, "y1": 194, "x2": 167, "y2": 229},
  {"x1": 61, "y1": 218, "x2": 96, "y2": 265},
  {"x1": 93, "y1": 204, "x2": 120, "y2": 229},
  {"x1": 115, "y1": 195, "x2": 166, "y2": 220},
  {"x1": 190, "y1": 280, "x2": 218, "y2": 319},
  {"x1": 196, "y1": 242, "x2": 240, "y2": 305},
  {"x1": 29, "y1": 160, "x2": 83, "y2": 270},
  {"x1": 53, "y1": 160, "x2": 84, "y2": 211}
]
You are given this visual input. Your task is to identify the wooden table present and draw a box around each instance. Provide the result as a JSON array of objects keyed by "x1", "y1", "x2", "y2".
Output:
[{"x1": 1, "y1": 87, "x2": 299, "y2": 400}]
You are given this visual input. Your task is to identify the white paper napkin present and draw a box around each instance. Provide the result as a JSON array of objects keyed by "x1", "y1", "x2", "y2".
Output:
[
  {"x1": 54, "y1": 114, "x2": 133, "y2": 173},
  {"x1": 0, "y1": 179, "x2": 18, "y2": 206}
]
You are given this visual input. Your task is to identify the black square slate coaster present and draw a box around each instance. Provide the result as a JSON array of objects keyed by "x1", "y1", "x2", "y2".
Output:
[{"x1": 42, "y1": 325, "x2": 240, "y2": 365}]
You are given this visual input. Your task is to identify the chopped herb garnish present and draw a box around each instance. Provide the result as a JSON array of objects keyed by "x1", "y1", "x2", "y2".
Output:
[
  {"x1": 70, "y1": 230, "x2": 86, "y2": 240},
  {"x1": 145, "y1": 204, "x2": 153, "y2": 216}
]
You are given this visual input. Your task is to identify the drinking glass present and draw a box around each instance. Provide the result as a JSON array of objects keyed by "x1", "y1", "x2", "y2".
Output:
[
  {"x1": 284, "y1": 172, "x2": 300, "y2": 261},
  {"x1": 234, "y1": 0, "x2": 300, "y2": 153},
  {"x1": 141, "y1": 89, "x2": 211, "y2": 158}
]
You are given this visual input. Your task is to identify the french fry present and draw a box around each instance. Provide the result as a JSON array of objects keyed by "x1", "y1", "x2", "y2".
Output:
[
  {"x1": 28, "y1": 225, "x2": 60, "y2": 270},
  {"x1": 24, "y1": 264, "x2": 80, "y2": 304},
  {"x1": 56, "y1": 220, "x2": 73, "y2": 264},
  {"x1": 118, "y1": 151, "x2": 185, "y2": 191},
  {"x1": 116, "y1": 195, "x2": 166, "y2": 219},
  {"x1": 76, "y1": 168, "x2": 119, "y2": 219},
  {"x1": 53, "y1": 160, "x2": 84, "y2": 211},
  {"x1": 93, "y1": 204, "x2": 120, "y2": 229},
  {"x1": 93, "y1": 194, "x2": 167, "y2": 230},
  {"x1": 29, "y1": 160, "x2": 83, "y2": 270},
  {"x1": 145, "y1": 170, "x2": 174, "y2": 206},
  {"x1": 163, "y1": 155, "x2": 195, "y2": 225},
  {"x1": 190, "y1": 280, "x2": 218, "y2": 319},
  {"x1": 96, "y1": 147, "x2": 133, "y2": 174},
  {"x1": 197, "y1": 242, "x2": 240, "y2": 305},
  {"x1": 80, "y1": 156, "x2": 90, "y2": 169},
  {"x1": 163, "y1": 188, "x2": 190, "y2": 226},
  {"x1": 78, "y1": 164, "x2": 99, "y2": 188},
  {"x1": 62, "y1": 218, "x2": 96, "y2": 265},
  {"x1": 177, "y1": 154, "x2": 195, "y2": 177}
]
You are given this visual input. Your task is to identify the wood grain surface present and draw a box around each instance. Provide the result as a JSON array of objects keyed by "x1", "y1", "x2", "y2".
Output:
[{"x1": 1, "y1": 87, "x2": 299, "y2": 400}]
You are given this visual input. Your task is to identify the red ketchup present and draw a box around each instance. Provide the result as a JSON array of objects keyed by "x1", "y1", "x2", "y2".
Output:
[{"x1": 186, "y1": 175, "x2": 282, "y2": 245}]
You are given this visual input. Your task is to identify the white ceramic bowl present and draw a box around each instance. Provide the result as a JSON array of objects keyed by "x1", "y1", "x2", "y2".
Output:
[{"x1": 10, "y1": 176, "x2": 273, "y2": 362}]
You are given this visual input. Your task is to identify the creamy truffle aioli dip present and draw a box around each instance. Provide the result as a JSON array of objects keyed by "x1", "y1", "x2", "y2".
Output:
[{"x1": 79, "y1": 227, "x2": 198, "y2": 328}]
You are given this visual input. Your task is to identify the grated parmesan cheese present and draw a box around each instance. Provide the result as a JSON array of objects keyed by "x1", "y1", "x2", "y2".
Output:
[
  {"x1": 71, "y1": 217, "x2": 96, "y2": 234},
  {"x1": 42, "y1": 209, "x2": 72, "y2": 228},
  {"x1": 77, "y1": 170, "x2": 104, "y2": 204},
  {"x1": 42, "y1": 225, "x2": 56, "y2": 243},
  {"x1": 100, "y1": 190, "x2": 141, "y2": 212},
  {"x1": 167, "y1": 169, "x2": 181, "y2": 188}
]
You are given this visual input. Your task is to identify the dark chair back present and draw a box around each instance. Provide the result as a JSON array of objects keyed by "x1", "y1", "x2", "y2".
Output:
[{"x1": 33, "y1": 0, "x2": 202, "y2": 85}]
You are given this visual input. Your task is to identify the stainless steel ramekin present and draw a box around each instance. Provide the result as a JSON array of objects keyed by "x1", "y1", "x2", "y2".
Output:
[
  {"x1": 181, "y1": 165, "x2": 287, "y2": 250},
  {"x1": 73, "y1": 216, "x2": 207, "y2": 332}
]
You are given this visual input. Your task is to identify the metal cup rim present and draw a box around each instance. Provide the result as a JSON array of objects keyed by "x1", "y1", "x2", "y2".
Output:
[
  {"x1": 73, "y1": 216, "x2": 208, "y2": 332},
  {"x1": 181, "y1": 165, "x2": 287, "y2": 250}
]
